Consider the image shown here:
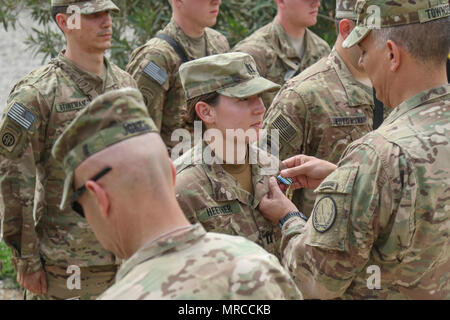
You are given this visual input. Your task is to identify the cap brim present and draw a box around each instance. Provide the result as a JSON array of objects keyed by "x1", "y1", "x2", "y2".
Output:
[
  {"x1": 59, "y1": 171, "x2": 74, "y2": 211},
  {"x1": 79, "y1": 1, "x2": 120, "y2": 14},
  {"x1": 342, "y1": 26, "x2": 370, "y2": 48},
  {"x1": 217, "y1": 77, "x2": 280, "y2": 99}
]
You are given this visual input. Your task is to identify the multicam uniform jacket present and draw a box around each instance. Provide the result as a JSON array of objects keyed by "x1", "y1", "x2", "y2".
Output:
[
  {"x1": 99, "y1": 224, "x2": 302, "y2": 300},
  {"x1": 174, "y1": 142, "x2": 282, "y2": 259},
  {"x1": 280, "y1": 85, "x2": 450, "y2": 299},
  {"x1": 263, "y1": 49, "x2": 392, "y2": 216},
  {"x1": 233, "y1": 19, "x2": 330, "y2": 107},
  {"x1": 0, "y1": 51, "x2": 136, "y2": 273}
]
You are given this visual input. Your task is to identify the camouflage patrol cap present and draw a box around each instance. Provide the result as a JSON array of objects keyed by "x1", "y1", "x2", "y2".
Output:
[
  {"x1": 52, "y1": 88, "x2": 158, "y2": 210},
  {"x1": 343, "y1": 0, "x2": 450, "y2": 48},
  {"x1": 50, "y1": 0, "x2": 120, "y2": 14},
  {"x1": 336, "y1": 0, "x2": 358, "y2": 19},
  {"x1": 179, "y1": 52, "x2": 280, "y2": 101}
]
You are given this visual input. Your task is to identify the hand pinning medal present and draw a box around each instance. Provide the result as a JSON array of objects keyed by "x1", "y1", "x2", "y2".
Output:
[{"x1": 277, "y1": 175, "x2": 293, "y2": 201}]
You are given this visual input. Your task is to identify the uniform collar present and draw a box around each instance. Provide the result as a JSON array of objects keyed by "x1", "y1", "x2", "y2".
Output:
[
  {"x1": 382, "y1": 84, "x2": 450, "y2": 126},
  {"x1": 182, "y1": 141, "x2": 278, "y2": 208},
  {"x1": 269, "y1": 20, "x2": 301, "y2": 71},
  {"x1": 328, "y1": 48, "x2": 373, "y2": 107},
  {"x1": 270, "y1": 20, "x2": 328, "y2": 73},
  {"x1": 116, "y1": 224, "x2": 206, "y2": 282},
  {"x1": 56, "y1": 50, "x2": 118, "y2": 97},
  {"x1": 162, "y1": 19, "x2": 221, "y2": 60}
]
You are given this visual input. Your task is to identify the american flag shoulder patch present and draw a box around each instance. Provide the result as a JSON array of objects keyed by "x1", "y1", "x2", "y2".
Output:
[
  {"x1": 271, "y1": 114, "x2": 297, "y2": 143},
  {"x1": 143, "y1": 61, "x2": 168, "y2": 85},
  {"x1": 7, "y1": 103, "x2": 37, "y2": 130}
]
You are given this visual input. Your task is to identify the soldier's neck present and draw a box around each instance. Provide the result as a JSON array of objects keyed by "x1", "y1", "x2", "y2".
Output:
[
  {"x1": 121, "y1": 204, "x2": 191, "y2": 260},
  {"x1": 276, "y1": 15, "x2": 306, "y2": 39},
  {"x1": 336, "y1": 44, "x2": 372, "y2": 88},
  {"x1": 173, "y1": 14, "x2": 205, "y2": 38},
  {"x1": 64, "y1": 46, "x2": 105, "y2": 76},
  {"x1": 387, "y1": 62, "x2": 448, "y2": 109}
]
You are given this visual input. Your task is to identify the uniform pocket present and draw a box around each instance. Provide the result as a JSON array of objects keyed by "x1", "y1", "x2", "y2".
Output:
[{"x1": 306, "y1": 166, "x2": 359, "y2": 251}]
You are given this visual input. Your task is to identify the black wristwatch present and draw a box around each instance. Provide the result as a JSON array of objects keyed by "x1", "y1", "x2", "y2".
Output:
[{"x1": 278, "y1": 211, "x2": 308, "y2": 229}]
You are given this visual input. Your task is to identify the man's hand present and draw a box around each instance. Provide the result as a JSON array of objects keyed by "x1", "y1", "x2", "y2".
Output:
[
  {"x1": 17, "y1": 269, "x2": 47, "y2": 295},
  {"x1": 280, "y1": 155, "x2": 337, "y2": 190},
  {"x1": 259, "y1": 177, "x2": 298, "y2": 223}
]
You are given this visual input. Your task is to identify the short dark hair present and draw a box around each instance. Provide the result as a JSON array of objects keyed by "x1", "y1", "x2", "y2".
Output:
[
  {"x1": 182, "y1": 92, "x2": 220, "y2": 128},
  {"x1": 373, "y1": 17, "x2": 450, "y2": 66}
]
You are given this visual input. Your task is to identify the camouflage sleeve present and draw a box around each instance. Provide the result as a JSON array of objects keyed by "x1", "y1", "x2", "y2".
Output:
[
  {"x1": 0, "y1": 86, "x2": 48, "y2": 273},
  {"x1": 280, "y1": 141, "x2": 398, "y2": 299},
  {"x1": 262, "y1": 88, "x2": 307, "y2": 161},
  {"x1": 126, "y1": 45, "x2": 172, "y2": 131}
]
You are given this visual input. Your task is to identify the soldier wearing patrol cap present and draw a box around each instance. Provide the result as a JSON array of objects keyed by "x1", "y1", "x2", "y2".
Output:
[
  {"x1": 262, "y1": 0, "x2": 391, "y2": 218},
  {"x1": 259, "y1": 0, "x2": 450, "y2": 299},
  {"x1": 0, "y1": 0, "x2": 137, "y2": 299},
  {"x1": 126, "y1": 0, "x2": 229, "y2": 153},
  {"x1": 174, "y1": 52, "x2": 289, "y2": 259},
  {"x1": 232, "y1": 0, "x2": 331, "y2": 108},
  {"x1": 51, "y1": 88, "x2": 302, "y2": 300}
]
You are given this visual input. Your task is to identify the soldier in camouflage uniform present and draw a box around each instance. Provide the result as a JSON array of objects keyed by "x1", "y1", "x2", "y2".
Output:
[
  {"x1": 0, "y1": 0, "x2": 137, "y2": 300},
  {"x1": 259, "y1": 0, "x2": 450, "y2": 299},
  {"x1": 52, "y1": 88, "x2": 302, "y2": 300},
  {"x1": 174, "y1": 52, "x2": 287, "y2": 259},
  {"x1": 126, "y1": 0, "x2": 229, "y2": 152},
  {"x1": 232, "y1": 0, "x2": 331, "y2": 108},
  {"x1": 262, "y1": 0, "x2": 391, "y2": 217}
]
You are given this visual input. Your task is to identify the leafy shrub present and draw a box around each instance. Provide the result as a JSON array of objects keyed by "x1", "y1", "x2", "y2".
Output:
[{"x1": 0, "y1": 241, "x2": 16, "y2": 283}]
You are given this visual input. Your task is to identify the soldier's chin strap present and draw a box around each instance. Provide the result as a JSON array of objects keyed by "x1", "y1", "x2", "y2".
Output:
[{"x1": 372, "y1": 88, "x2": 384, "y2": 130}]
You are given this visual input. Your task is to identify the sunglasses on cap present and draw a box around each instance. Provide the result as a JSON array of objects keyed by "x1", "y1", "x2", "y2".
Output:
[{"x1": 71, "y1": 166, "x2": 112, "y2": 218}]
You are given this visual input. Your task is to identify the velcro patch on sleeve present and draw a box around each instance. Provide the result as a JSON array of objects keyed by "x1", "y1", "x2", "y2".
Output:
[
  {"x1": 7, "y1": 103, "x2": 36, "y2": 130},
  {"x1": 271, "y1": 114, "x2": 297, "y2": 143},
  {"x1": 143, "y1": 61, "x2": 168, "y2": 85},
  {"x1": 0, "y1": 120, "x2": 26, "y2": 158}
]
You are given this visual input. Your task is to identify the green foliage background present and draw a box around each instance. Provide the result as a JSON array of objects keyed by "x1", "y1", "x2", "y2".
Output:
[
  {"x1": 1, "y1": 0, "x2": 337, "y2": 69},
  {"x1": 0, "y1": 241, "x2": 17, "y2": 284}
]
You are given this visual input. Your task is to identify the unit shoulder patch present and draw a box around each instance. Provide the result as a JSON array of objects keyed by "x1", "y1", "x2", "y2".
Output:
[
  {"x1": 312, "y1": 196, "x2": 337, "y2": 233},
  {"x1": 143, "y1": 61, "x2": 169, "y2": 86},
  {"x1": 0, "y1": 120, "x2": 24, "y2": 157}
]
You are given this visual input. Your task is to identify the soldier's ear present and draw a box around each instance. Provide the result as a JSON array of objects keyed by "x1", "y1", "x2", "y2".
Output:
[
  {"x1": 85, "y1": 181, "x2": 111, "y2": 220},
  {"x1": 386, "y1": 40, "x2": 401, "y2": 72},
  {"x1": 56, "y1": 13, "x2": 69, "y2": 32},
  {"x1": 172, "y1": 0, "x2": 183, "y2": 9},
  {"x1": 195, "y1": 101, "x2": 216, "y2": 125},
  {"x1": 338, "y1": 19, "x2": 354, "y2": 40}
]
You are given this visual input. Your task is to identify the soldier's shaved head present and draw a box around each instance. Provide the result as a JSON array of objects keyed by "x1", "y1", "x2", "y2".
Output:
[
  {"x1": 73, "y1": 132, "x2": 186, "y2": 259},
  {"x1": 74, "y1": 132, "x2": 174, "y2": 204}
]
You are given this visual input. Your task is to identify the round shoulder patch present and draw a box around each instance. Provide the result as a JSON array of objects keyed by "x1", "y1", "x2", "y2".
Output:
[{"x1": 312, "y1": 196, "x2": 337, "y2": 233}]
